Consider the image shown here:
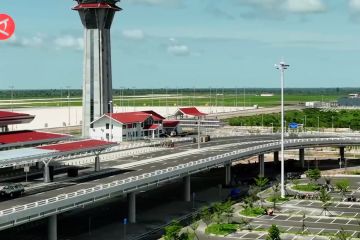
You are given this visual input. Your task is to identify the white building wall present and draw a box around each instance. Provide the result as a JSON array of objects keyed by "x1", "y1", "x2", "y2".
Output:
[{"x1": 90, "y1": 117, "x2": 123, "y2": 142}]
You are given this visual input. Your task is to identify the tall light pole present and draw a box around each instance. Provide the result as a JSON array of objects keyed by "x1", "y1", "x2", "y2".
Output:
[
  {"x1": 317, "y1": 116, "x2": 320, "y2": 132},
  {"x1": 275, "y1": 60, "x2": 290, "y2": 199},
  {"x1": 9, "y1": 86, "x2": 14, "y2": 112},
  {"x1": 109, "y1": 100, "x2": 113, "y2": 141},
  {"x1": 66, "y1": 86, "x2": 70, "y2": 131},
  {"x1": 132, "y1": 87, "x2": 135, "y2": 111},
  {"x1": 197, "y1": 117, "x2": 201, "y2": 149},
  {"x1": 332, "y1": 115, "x2": 334, "y2": 131}
]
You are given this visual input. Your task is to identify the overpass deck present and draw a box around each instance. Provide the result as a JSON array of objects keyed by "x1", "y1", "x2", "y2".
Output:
[{"x1": 0, "y1": 135, "x2": 360, "y2": 230}]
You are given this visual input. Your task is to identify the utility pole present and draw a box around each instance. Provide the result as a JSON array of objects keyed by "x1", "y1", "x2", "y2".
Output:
[
  {"x1": 9, "y1": 85, "x2": 14, "y2": 112},
  {"x1": 66, "y1": 86, "x2": 70, "y2": 132},
  {"x1": 275, "y1": 60, "x2": 290, "y2": 199},
  {"x1": 109, "y1": 100, "x2": 113, "y2": 141},
  {"x1": 197, "y1": 117, "x2": 201, "y2": 149}
]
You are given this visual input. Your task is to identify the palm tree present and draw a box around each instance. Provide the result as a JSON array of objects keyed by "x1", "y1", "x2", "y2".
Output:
[
  {"x1": 319, "y1": 187, "x2": 332, "y2": 216},
  {"x1": 255, "y1": 177, "x2": 269, "y2": 190}
]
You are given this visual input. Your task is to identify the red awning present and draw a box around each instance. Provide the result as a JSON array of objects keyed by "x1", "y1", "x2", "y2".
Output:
[
  {"x1": 177, "y1": 107, "x2": 206, "y2": 117},
  {"x1": 38, "y1": 139, "x2": 114, "y2": 152}
]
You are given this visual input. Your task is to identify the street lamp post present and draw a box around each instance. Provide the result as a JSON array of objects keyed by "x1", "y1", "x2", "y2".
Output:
[
  {"x1": 66, "y1": 86, "x2": 70, "y2": 130},
  {"x1": 9, "y1": 86, "x2": 14, "y2": 112},
  {"x1": 109, "y1": 100, "x2": 113, "y2": 141},
  {"x1": 197, "y1": 117, "x2": 201, "y2": 149},
  {"x1": 275, "y1": 60, "x2": 290, "y2": 199},
  {"x1": 317, "y1": 116, "x2": 320, "y2": 132}
]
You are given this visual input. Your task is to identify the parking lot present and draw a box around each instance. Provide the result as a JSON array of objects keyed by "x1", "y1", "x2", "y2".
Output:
[{"x1": 225, "y1": 176, "x2": 360, "y2": 240}]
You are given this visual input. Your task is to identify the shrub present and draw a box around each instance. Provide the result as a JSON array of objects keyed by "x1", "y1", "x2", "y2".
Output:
[{"x1": 266, "y1": 224, "x2": 281, "y2": 240}]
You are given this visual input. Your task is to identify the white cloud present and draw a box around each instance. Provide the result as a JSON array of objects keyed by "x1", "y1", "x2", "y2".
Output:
[
  {"x1": 167, "y1": 45, "x2": 190, "y2": 56},
  {"x1": 6, "y1": 34, "x2": 44, "y2": 48},
  {"x1": 122, "y1": 29, "x2": 145, "y2": 40},
  {"x1": 54, "y1": 35, "x2": 83, "y2": 50},
  {"x1": 284, "y1": 0, "x2": 326, "y2": 13},
  {"x1": 349, "y1": 0, "x2": 360, "y2": 12},
  {"x1": 167, "y1": 38, "x2": 190, "y2": 56}
]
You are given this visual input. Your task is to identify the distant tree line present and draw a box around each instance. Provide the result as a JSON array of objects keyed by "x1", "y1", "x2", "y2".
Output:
[{"x1": 228, "y1": 109, "x2": 360, "y2": 130}]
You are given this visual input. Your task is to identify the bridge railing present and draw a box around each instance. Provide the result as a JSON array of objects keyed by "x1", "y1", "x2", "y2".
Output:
[{"x1": 1, "y1": 137, "x2": 360, "y2": 225}]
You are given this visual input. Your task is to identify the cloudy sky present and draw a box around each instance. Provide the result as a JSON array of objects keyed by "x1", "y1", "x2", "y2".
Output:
[{"x1": 1, "y1": 0, "x2": 360, "y2": 89}]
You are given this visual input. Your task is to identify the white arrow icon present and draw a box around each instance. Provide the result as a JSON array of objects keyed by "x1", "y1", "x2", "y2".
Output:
[{"x1": 0, "y1": 18, "x2": 10, "y2": 36}]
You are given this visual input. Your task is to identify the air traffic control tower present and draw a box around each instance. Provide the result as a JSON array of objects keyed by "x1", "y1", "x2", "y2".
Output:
[{"x1": 73, "y1": 0, "x2": 121, "y2": 137}]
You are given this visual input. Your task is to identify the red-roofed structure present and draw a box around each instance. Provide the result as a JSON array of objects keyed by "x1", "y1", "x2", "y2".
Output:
[
  {"x1": 163, "y1": 120, "x2": 180, "y2": 128},
  {"x1": 143, "y1": 124, "x2": 160, "y2": 130},
  {"x1": 90, "y1": 110, "x2": 165, "y2": 142},
  {"x1": 0, "y1": 130, "x2": 71, "y2": 148},
  {"x1": 0, "y1": 111, "x2": 35, "y2": 131},
  {"x1": 105, "y1": 112, "x2": 152, "y2": 124},
  {"x1": 175, "y1": 107, "x2": 207, "y2": 118},
  {"x1": 141, "y1": 110, "x2": 165, "y2": 122},
  {"x1": 38, "y1": 139, "x2": 115, "y2": 153}
]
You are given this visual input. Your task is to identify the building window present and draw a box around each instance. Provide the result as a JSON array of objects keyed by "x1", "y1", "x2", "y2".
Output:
[
  {"x1": 122, "y1": 125, "x2": 126, "y2": 129},
  {"x1": 133, "y1": 123, "x2": 136, "y2": 128},
  {"x1": 106, "y1": 133, "x2": 109, "y2": 140},
  {"x1": 141, "y1": 122, "x2": 144, "y2": 128},
  {"x1": 106, "y1": 123, "x2": 109, "y2": 129}
]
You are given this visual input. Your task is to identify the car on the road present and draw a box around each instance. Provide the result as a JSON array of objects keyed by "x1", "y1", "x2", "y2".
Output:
[{"x1": 0, "y1": 183, "x2": 25, "y2": 198}]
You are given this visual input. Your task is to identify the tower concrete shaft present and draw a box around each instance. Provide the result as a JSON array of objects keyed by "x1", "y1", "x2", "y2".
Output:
[{"x1": 73, "y1": 1, "x2": 121, "y2": 137}]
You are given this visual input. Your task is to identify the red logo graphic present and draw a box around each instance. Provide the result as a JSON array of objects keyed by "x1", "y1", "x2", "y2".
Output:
[{"x1": 0, "y1": 14, "x2": 15, "y2": 40}]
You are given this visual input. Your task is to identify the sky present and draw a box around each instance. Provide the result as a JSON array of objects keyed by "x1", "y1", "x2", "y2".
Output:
[{"x1": 1, "y1": 0, "x2": 360, "y2": 89}]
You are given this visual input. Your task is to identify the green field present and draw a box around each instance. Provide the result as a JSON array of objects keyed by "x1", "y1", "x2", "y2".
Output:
[{"x1": 0, "y1": 93, "x2": 340, "y2": 109}]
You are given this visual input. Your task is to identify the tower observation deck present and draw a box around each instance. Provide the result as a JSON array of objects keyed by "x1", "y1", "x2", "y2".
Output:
[{"x1": 73, "y1": 0, "x2": 121, "y2": 137}]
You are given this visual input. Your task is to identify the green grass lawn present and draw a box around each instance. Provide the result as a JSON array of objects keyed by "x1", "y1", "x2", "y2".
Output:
[
  {"x1": 205, "y1": 223, "x2": 239, "y2": 235},
  {"x1": 240, "y1": 207, "x2": 266, "y2": 217},
  {"x1": 293, "y1": 183, "x2": 321, "y2": 192},
  {"x1": 266, "y1": 196, "x2": 290, "y2": 203}
]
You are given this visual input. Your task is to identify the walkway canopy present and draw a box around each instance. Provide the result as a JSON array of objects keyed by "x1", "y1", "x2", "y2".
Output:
[{"x1": 0, "y1": 139, "x2": 116, "y2": 168}]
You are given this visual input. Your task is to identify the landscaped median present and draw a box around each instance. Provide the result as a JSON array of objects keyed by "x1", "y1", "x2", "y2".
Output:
[
  {"x1": 205, "y1": 223, "x2": 239, "y2": 236},
  {"x1": 239, "y1": 206, "x2": 266, "y2": 217}
]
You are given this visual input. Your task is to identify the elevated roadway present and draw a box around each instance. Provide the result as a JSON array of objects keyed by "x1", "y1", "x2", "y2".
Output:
[{"x1": 0, "y1": 135, "x2": 359, "y2": 239}]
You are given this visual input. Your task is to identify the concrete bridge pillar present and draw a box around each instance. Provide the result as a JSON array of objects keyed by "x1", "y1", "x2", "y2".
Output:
[
  {"x1": 274, "y1": 151, "x2": 279, "y2": 163},
  {"x1": 340, "y1": 147, "x2": 345, "y2": 161},
  {"x1": 259, "y1": 154, "x2": 265, "y2": 177},
  {"x1": 225, "y1": 163, "x2": 231, "y2": 185},
  {"x1": 95, "y1": 155, "x2": 100, "y2": 172},
  {"x1": 48, "y1": 214, "x2": 57, "y2": 240},
  {"x1": 184, "y1": 175, "x2": 191, "y2": 202},
  {"x1": 43, "y1": 162, "x2": 54, "y2": 183},
  {"x1": 299, "y1": 148, "x2": 305, "y2": 168},
  {"x1": 128, "y1": 192, "x2": 136, "y2": 223}
]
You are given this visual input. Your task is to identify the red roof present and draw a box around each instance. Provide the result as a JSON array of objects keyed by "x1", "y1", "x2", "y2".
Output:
[
  {"x1": 0, "y1": 130, "x2": 70, "y2": 145},
  {"x1": 0, "y1": 111, "x2": 35, "y2": 126},
  {"x1": 38, "y1": 139, "x2": 114, "y2": 152},
  {"x1": 163, "y1": 120, "x2": 180, "y2": 128},
  {"x1": 143, "y1": 124, "x2": 160, "y2": 130},
  {"x1": 142, "y1": 111, "x2": 165, "y2": 121},
  {"x1": 73, "y1": 3, "x2": 121, "y2": 11},
  {"x1": 177, "y1": 107, "x2": 207, "y2": 117},
  {"x1": 106, "y1": 112, "x2": 151, "y2": 124}
]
